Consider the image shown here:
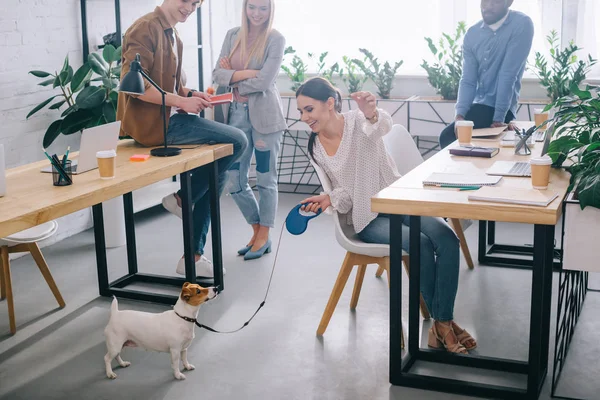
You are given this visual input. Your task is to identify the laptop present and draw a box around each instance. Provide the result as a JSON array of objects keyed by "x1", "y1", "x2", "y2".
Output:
[
  {"x1": 42, "y1": 121, "x2": 121, "y2": 174},
  {"x1": 485, "y1": 122, "x2": 552, "y2": 177}
]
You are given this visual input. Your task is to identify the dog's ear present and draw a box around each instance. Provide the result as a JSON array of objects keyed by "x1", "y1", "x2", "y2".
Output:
[
  {"x1": 182, "y1": 293, "x2": 191, "y2": 301},
  {"x1": 183, "y1": 282, "x2": 191, "y2": 288}
]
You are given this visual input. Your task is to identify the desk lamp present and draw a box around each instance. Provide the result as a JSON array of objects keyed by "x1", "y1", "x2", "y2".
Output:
[{"x1": 119, "y1": 53, "x2": 181, "y2": 157}]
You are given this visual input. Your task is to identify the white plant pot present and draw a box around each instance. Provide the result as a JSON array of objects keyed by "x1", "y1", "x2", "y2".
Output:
[
  {"x1": 562, "y1": 192, "x2": 600, "y2": 272},
  {"x1": 102, "y1": 196, "x2": 126, "y2": 248}
]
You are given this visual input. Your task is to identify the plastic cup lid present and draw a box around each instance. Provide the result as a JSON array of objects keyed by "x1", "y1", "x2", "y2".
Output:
[
  {"x1": 455, "y1": 120, "x2": 474, "y2": 127},
  {"x1": 530, "y1": 154, "x2": 552, "y2": 165},
  {"x1": 97, "y1": 149, "x2": 116, "y2": 158}
]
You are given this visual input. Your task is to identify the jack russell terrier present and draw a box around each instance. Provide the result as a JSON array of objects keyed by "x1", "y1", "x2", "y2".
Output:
[{"x1": 103, "y1": 282, "x2": 218, "y2": 380}]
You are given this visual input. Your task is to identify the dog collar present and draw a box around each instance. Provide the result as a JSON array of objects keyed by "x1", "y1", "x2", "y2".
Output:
[{"x1": 174, "y1": 310, "x2": 197, "y2": 324}]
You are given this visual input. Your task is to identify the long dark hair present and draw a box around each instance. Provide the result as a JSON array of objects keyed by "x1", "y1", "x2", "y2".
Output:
[{"x1": 295, "y1": 77, "x2": 342, "y2": 162}]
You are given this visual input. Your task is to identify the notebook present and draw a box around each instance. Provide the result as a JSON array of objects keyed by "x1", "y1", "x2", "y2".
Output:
[
  {"x1": 209, "y1": 92, "x2": 233, "y2": 105},
  {"x1": 472, "y1": 126, "x2": 507, "y2": 138},
  {"x1": 468, "y1": 187, "x2": 559, "y2": 207},
  {"x1": 423, "y1": 172, "x2": 502, "y2": 187},
  {"x1": 449, "y1": 146, "x2": 499, "y2": 158}
]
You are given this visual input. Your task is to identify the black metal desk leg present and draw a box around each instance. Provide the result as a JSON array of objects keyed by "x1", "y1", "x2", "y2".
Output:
[
  {"x1": 92, "y1": 204, "x2": 109, "y2": 296},
  {"x1": 123, "y1": 193, "x2": 138, "y2": 275},
  {"x1": 208, "y1": 161, "x2": 224, "y2": 290},
  {"x1": 180, "y1": 171, "x2": 196, "y2": 282},
  {"x1": 389, "y1": 214, "x2": 404, "y2": 385},
  {"x1": 528, "y1": 224, "x2": 554, "y2": 396},
  {"x1": 478, "y1": 220, "x2": 487, "y2": 264},
  {"x1": 409, "y1": 216, "x2": 421, "y2": 354}
]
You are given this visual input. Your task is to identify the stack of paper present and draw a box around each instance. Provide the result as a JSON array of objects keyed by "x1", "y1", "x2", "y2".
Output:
[
  {"x1": 468, "y1": 187, "x2": 559, "y2": 207},
  {"x1": 423, "y1": 172, "x2": 502, "y2": 187}
]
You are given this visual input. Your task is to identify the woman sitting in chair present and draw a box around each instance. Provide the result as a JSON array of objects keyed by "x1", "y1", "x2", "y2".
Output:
[{"x1": 298, "y1": 77, "x2": 476, "y2": 354}]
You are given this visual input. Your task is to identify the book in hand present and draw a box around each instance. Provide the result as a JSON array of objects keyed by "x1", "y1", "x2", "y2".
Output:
[
  {"x1": 423, "y1": 172, "x2": 502, "y2": 187},
  {"x1": 468, "y1": 187, "x2": 559, "y2": 207},
  {"x1": 208, "y1": 92, "x2": 233, "y2": 105},
  {"x1": 449, "y1": 146, "x2": 499, "y2": 158}
]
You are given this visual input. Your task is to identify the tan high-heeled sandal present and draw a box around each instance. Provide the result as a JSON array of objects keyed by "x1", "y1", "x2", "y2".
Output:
[
  {"x1": 452, "y1": 322, "x2": 477, "y2": 350},
  {"x1": 428, "y1": 322, "x2": 468, "y2": 354}
]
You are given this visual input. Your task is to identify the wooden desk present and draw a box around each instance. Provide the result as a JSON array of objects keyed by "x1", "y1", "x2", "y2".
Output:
[
  {"x1": 372, "y1": 137, "x2": 570, "y2": 399},
  {"x1": 0, "y1": 140, "x2": 233, "y2": 304}
]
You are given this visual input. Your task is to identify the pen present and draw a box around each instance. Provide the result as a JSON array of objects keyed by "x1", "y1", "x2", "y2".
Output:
[
  {"x1": 42, "y1": 148, "x2": 69, "y2": 184},
  {"x1": 432, "y1": 184, "x2": 481, "y2": 190},
  {"x1": 62, "y1": 146, "x2": 70, "y2": 167}
]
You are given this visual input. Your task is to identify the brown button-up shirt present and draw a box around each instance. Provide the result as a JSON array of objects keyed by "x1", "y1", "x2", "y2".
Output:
[{"x1": 117, "y1": 7, "x2": 185, "y2": 146}]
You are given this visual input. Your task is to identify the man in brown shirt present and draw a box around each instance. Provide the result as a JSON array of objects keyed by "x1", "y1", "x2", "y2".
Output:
[{"x1": 118, "y1": 0, "x2": 248, "y2": 277}]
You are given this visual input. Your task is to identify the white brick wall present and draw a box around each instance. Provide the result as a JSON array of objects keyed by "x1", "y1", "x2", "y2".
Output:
[{"x1": 0, "y1": 0, "x2": 204, "y2": 257}]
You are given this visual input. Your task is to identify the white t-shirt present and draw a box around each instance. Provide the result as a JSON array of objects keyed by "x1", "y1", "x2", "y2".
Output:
[{"x1": 312, "y1": 109, "x2": 400, "y2": 233}]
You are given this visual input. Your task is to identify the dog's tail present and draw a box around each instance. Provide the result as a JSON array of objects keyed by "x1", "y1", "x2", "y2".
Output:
[{"x1": 110, "y1": 296, "x2": 119, "y2": 316}]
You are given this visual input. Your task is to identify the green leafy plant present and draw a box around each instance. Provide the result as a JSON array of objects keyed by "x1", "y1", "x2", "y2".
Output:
[
  {"x1": 310, "y1": 51, "x2": 339, "y2": 84},
  {"x1": 531, "y1": 30, "x2": 597, "y2": 102},
  {"x1": 27, "y1": 44, "x2": 122, "y2": 148},
  {"x1": 420, "y1": 21, "x2": 466, "y2": 100},
  {"x1": 352, "y1": 48, "x2": 403, "y2": 99},
  {"x1": 545, "y1": 84, "x2": 600, "y2": 209},
  {"x1": 281, "y1": 46, "x2": 308, "y2": 92},
  {"x1": 339, "y1": 55, "x2": 367, "y2": 94}
]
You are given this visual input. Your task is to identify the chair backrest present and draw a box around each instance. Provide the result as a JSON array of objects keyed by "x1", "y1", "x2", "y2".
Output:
[
  {"x1": 383, "y1": 124, "x2": 423, "y2": 175},
  {"x1": 311, "y1": 160, "x2": 389, "y2": 257}
]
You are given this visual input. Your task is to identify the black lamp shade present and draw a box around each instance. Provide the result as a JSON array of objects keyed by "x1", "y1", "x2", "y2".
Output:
[{"x1": 119, "y1": 68, "x2": 145, "y2": 95}]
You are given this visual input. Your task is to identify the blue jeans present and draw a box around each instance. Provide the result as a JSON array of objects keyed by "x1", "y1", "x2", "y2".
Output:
[
  {"x1": 357, "y1": 214, "x2": 460, "y2": 321},
  {"x1": 166, "y1": 113, "x2": 248, "y2": 255},
  {"x1": 226, "y1": 102, "x2": 283, "y2": 228}
]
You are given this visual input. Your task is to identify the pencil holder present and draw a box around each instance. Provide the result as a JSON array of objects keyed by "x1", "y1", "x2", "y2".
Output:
[{"x1": 52, "y1": 160, "x2": 73, "y2": 186}]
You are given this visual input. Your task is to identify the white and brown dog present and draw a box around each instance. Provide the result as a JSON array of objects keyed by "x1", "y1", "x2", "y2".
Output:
[{"x1": 103, "y1": 282, "x2": 218, "y2": 380}]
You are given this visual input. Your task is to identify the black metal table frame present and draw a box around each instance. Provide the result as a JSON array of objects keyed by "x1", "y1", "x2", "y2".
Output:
[
  {"x1": 390, "y1": 215, "x2": 555, "y2": 399},
  {"x1": 92, "y1": 162, "x2": 223, "y2": 305},
  {"x1": 478, "y1": 220, "x2": 562, "y2": 270}
]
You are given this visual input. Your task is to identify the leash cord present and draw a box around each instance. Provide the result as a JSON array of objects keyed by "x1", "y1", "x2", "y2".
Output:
[{"x1": 177, "y1": 223, "x2": 287, "y2": 334}]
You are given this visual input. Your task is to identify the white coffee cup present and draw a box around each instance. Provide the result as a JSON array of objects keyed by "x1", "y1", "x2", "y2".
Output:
[
  {"x1": 455, "y1": 120, "x2": 474, "y2": 145},
  {"x1": 97, "y1": 149, "x2": 117, "y2": 179},
  {"x1": 530, "y1": 154, "x2": 552, "y2": 189}
]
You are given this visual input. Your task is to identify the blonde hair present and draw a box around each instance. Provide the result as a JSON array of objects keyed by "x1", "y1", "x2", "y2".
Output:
[{"x1": 229, "y1": 0, "x2": 274, "y2": 69}]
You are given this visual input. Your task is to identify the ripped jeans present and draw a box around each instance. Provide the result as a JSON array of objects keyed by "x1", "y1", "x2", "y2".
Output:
[{"x1": 226, "y1": 102, "x2": 283, "y2": 228}]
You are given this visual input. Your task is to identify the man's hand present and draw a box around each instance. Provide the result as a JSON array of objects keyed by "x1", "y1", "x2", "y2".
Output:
[
  {"x1": 191, "y1": 91, "x2": 212, "y2": 103},
  {"x1": 177, "y1": 96, "x2": 212, "y2": 114},
  {"x1": 300, "y1": 194, "x2": 332, "y2": 213},
  {"x1": 490, "y1": 121, "x2": 507, "y2": 128},
  {"x1": 220, "y1": 57, "x2": 232, "y2": 70},
  {"x1": 507, "y1": 121, "x2": 519, "y2": 131}
]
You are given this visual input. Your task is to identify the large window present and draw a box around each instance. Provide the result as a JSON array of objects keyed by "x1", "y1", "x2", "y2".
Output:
[{"x1": 272, "y1": 0, "x2": 600, "y2": 78}]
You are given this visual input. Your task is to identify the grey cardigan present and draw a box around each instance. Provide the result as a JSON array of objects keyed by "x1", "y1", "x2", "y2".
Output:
[{"x1": 212, "y1": 27, "x2": 288, "y2": 134}]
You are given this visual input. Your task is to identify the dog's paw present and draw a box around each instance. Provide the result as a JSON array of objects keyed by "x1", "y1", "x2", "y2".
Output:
[
  {"x1": 119, "y1": 361, "x2": 131, "y2": 368},
  {"x1": 184, "y1": 363, "x2": 195, "y2": 371},
  {"x1": 174, "y1": 372, "x2": 186, "y2": 380},
  {"x1": 107, "y1": 371, "x2": 117, "y2": 379}
]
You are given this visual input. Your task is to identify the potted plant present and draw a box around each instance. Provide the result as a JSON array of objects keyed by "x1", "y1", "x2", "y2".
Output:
[
  {"x1": 339, "y1": 55, "x2": 367, "y2": 95},
  {"x1": 420, "y1": 21, "x2": 466, "y2": 101},
  {"x1": 352, "y1": 48, "x2": 403, "y2": 99},
  {"x1": 545, "y1": 84, "x2": 600, "y2": 271},
  {"x1": 531, "y1": 30, "x2": 597, "y2": 103},
  {"x1": 27, "y1": 44, "x2": 122, "y2": 148},
  {"x1": 281, "y1": 46, "x2": 308, "y2": 93}
]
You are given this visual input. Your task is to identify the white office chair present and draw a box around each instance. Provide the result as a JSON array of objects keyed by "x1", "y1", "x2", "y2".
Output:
[
  {"x1": 383, "y1": 124, "x2": 474, "y2": 269},
  {"x1": 312, "y1": 163, "x2": 429, "y2": 349},
  {"x1": 0, "y1": 221, "x2": 65, "y2": 334}
]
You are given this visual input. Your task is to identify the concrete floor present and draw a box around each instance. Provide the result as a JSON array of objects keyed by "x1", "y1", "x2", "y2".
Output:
[{"x1": 0, "y1": 193, "x2": 598, "y2": 400}]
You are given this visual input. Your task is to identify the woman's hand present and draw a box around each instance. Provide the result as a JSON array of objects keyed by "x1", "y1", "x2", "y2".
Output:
[
  {"x1": 219, "y1": 57, "x2": 232, "y2": 70},
  {"x1": 300, "y1": 194, "x2": 332, "y2": 213},
  {"x1": 351, "y1": 91, "x2": 377, "y2": 120}
]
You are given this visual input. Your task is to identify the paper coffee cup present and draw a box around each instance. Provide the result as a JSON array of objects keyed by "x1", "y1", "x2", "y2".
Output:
[
  {"x1": 455, "y1": 120, "x2": 474, "y2": 145},
  {"x1": 97, "y1": 149, "x2": 117, "y2": 180},
  {"x1": 530, "y1": 155, "x2": 552, "y2": 189},
  {"x1": 534, "y1": 108, "x2": 549, "y2": 131}
]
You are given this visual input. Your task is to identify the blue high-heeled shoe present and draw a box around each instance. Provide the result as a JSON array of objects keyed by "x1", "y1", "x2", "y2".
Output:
[
  {"x1": 237, "y1": 245, "x2": 252, "y2": 256},
  {"x1": 244, "y1": 239, "x2": 272, "y2": 260}
]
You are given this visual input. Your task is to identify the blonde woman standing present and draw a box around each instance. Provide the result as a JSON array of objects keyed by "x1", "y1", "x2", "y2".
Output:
[{"x1": 213, "y1": 0, "x2": 286, "y2": 261}]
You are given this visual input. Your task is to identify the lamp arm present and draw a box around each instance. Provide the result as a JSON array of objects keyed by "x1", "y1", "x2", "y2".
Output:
[{"x1": 138, "y1": 69, "x2": 168, "y2": 147}]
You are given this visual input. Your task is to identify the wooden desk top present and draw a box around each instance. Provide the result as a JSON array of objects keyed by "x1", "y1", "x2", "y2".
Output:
[
  {"x1": 372, "y1": 135, "x2": 571, "y2": 225},
  {"x1": 0, "y1": 140, "x2": 233, "y2": 238}
]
